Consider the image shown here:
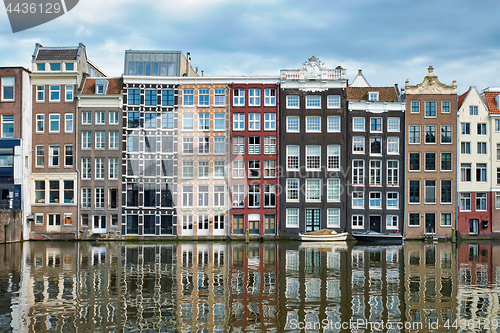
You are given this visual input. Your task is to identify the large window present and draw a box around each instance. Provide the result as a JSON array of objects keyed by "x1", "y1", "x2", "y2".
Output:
[
  {"x1": 461, "y1": 142, "x2": 471, "y2": 154},
  {"x1": 327, "y1": 145, "x2": 340, "y2": 170},
  {"x1": 460, "y1": 193, "x2": 471, "y2": 211},
  {"x1": 387, "y1": 160, "x2": 399, "y2": 185},
  {"x1": 264, "y1": 89, "x2": 276, "y2": 106},
  {"x1": 198, "y1": 137, "x2": 209, "y2": 154},
  {"x1": 128, "y1": 89, "x2": 140, "y2": 105},
  {"x1": 233, "y1": 89, "x2": 245, "y2": 106},
  {"x1": 82, "y1": 158, "x2": 91, "y2": 179},
  {"x1": 232, "y1": 185, "x2": 245, "y2": 207},
  {"x1": 183, "y1": 186, "x2": 193, "y2": 207},
  {"x1": 95, "y1": 132, "x2": 105, "y2": 149},
  {"x1": 477, "y1": 123, "x2": 487, "y2": 135},
  {"x1": 327, "y1": 209, "x2": 340, "y2": 228},
  {"x1": 214, "y1": 89, "x2": 225, "y2": 106},
  {"x1": 387, "y1": 192, "x2": 399, "y2": 209},
  {"x1": 370, "y1": 137, "x2": 382, "y2": 154},
  {"x1": 248, "y1": 160, "x2": 260, "y2": 178},
  {"x1": 145, "y1": 113, "x2": 156, "y2": 128},
  {"x1": 287, "y1": 96, "x2": 299, "y2": 108},
  {"x1": 1, "y1": 77, "x2": 14, "y2": 101},
  {"x1": 198, "y1": 185, "x2": 209, "y2": 208},
  {"x1": 162, "y1": 89, "x2": 174, "y2": 106},
  {"x1": 441, "y1": 180, "x2": 452, "y2": 204},
  {"x1": 353, "y1": 118, "x2": 365, "y2": 131},
  {"x1": 95, "y1": 188, "x2": 105, "y2": 208},
  {"x1": 35, "y1": 180, "x2": 45, "y2": 203},
  {"x1": 353, "y1": 136, "x2": 365, "y2": 153},
  {"x1": 161, "y1": 113, "x2": 174, "y2": 129},
  {"x1": 387, "y1": 118, "x2": 400, "y2": 132},
  {"x1": 461, "y1": 163, "x2": 471, "y2": 182},
  {"x1": 249, "y1": 89, "x2": 260, "y2": 106},
  {"x1": 36, "y1": 85, "x2": 44, "y2": 102},
  {"x1": 425, "y1": 125, "x2": 436, "y2": 143},
  {"x1": 214, "y1": 114, "x2": 225, "y2": 131},
  {"x1": 264, "y1": 113, "x2": 276, "y2": 130},
  {"x1": 182, "y1": 161, "x2": 194, "y2": 178},
  {"x1": 286, "y1": 209, "x2": 299, "y2": 228},
  {"x1": 183, "y1": 137, "x2": 194, "y2": 154},
  {"x1": 409, "y1": 213, "x2": 420, "y2": 226},
  {"x1": 109, "y1": 132, "x2": 119, "y2": 149},
  {"x1": 469, "y1": 106, "x2": 478, "y2": 115},
  {"x1": 264, "y1": 160, "x2": 276, "y2": 178},
  {"x1": 327, "y1": 178, "x2": 340, "y2": 202},
  {"x1": 327, "y1": 95, "x2": 340, "y2": 108},
  {"x1": 306, "y1": 96, "x2": 321, "y2": 108},
  {"x1": 441, "y1": 125, "x2": 452, "y2": 144},
  {"x1": 36, "y1": 146, "x2": 44, "y2": 167},
  {"x1": 476, "y1": 193, "x2": 487, "y2": 211},
  {"x1": 248, "y1": 136, "x2": 260, "y2": 154},
  {"x1": 369, "y1": 192, "x2": 382, "y2": 209},
  {"x1": 109, "y1": 158, "x2": 119, "y2": 179},
  {"x1": 305, "y1": 116, "x2": 321, "y2": 133},
  {"x1": 441, "y1": 153, "x2": 452, "y2": 171},
  {"x1": 264, "y1": 184, "x2": 276, "y2": 208},
  {"x1": 233, "y1": 136, "x2": 245, "y2": 155},
  {"x1": 411, "y1": 101, "x2": 419, "y2": 113},
  {"x1": 1, "y1": 115, "x2": 13, "y2": 138},
  {"x1": 49, "y1": 145, "x2": 59, "y2": 167},
  {"x1": 409, "y1": 125, "x2": 420, "y2": 143},
  {"x1": 198, "y1": 161, "x2": 209, "y2": 179},
  {"x1": 183, "y1": 89, "x2": 194, "y2": 106},
  {"x1": 248, "y1": 185, "x2": 260, "y2": 208},
  {"x1": 127, "y1": 112, "x2": 140, "y2": 128},
  {"x1": 248, "y1": 113, "x2": 260, "y2": 130},
  {"x1": 425, "y1": 101, "x2": 436, "y2": 117},
  {"x1": 305, "y1": 179, "x2": 321, "y2": 202},
  {"x1": 233, "y1": 113, "x2": 244, "y2": 131},
  {"x1": 476, "y1": 163, "x2": 487, "y2": 182},
  {"x1": 264, "y1": 136, "x2": 276, "y2": 154},
  {"x1": 306, "y1": 145, "x2": 321, "y2": 170},
  {"x1": 327, "y1": 116, "x2": 340, "y2": 132},
  {"x1": 198, "y1": 89, "x2": 209, "y2": 106},
  {"x1": 409, "y1": 180, "x2": 420, "y2": 203},
  {"x1": 286, "y1": 178, "x2": 299, "y2": 201},
  {"x1": 387, "y1": 137, "x2": 399, "y2": 154},
  {"x1": 287, "y1": 116, "x2": 299, "y2": 132},
  {"x1": 425, "y1": 180, "x2": 436, "y2": 204},
  {"x1": 461, "y1": 123, "x2": 470, "y2": 135},
  {"x1": 352, "y1": 192, "x2": 364, "y2": 208},
  {"x1": 64, "y1": 114, "x2": 73, "y2": 133},
  {"x1": 370, "y1": 160, "x2": 382, "y2": 186},
  {"x1": 49, "y1": 85, "x2": 60, "y2": 102},
  {"x1": 287, "y1": 145, "x2": 299, "y2": 170},
  {"x1": 370, "y1": 118, "x2": 382, "y2": 132},
  {"x1": 95, "y1": 158, "x2": 105, "y2": 179},
  {"x1": 81, "y1": 187, "x2": 91, "y2": 208},
  {"x1": 49, "y1": 114, "x2": 60, "y2": 133},
  {"x1": 477, "y1": 142, "x2": 487, "y2": 155},
  {"x1": 36, "y1": 114, "x2": 44, "y2": 133},
  {"x1": 183, "y1": 114, "x2": 194, "y2": 130},
  {"x1": 352, "y1": 160, "x2": 364, "y2": 185},
  {"x1": 64, "y1": 145, "x2": 73, "y2": 167},
  {"x1": 425, "y1": 153, "x2": 436, "y2": 171}
]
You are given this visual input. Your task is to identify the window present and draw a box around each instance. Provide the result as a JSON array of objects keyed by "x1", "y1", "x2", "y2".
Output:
[
  {"x1": 1, "y1": 77, "x2": 14, "y2": 101},
  {"x1": 306, "y1": 96, "x2": 321, "y2": 108},
  {"x1": 232, "y1": 160, "x2": 244, "y2": 178},
  {"x1": 249, "y1": 113, "x2": 260, "y2": 130},
  {"x1": 109, "y1": 189, "x2": 118, "y2": 210},
  {"x1": 461, "y1": 163, "x2": 472, "y2": 182},
  {"x1": 306, "y1": 145, "x2": 321, "y2": 170},
  {"x1": 287, "y1": 116, "x2": 299, "y2": 132},
  {"x1": 128, "y1": 89, "x2": 140, "y2": 105},
  {"x1": 440, "y1": 213, "x2": 451, "y2": 226},
  {"x1": 353, "y1": 137, "x2": 365, "y2": 153},
  {"x1": 36, "y1": 63, "x2": 45, "y2": 71},
  {"x1": 460, "y1": 193, "x2": 471, "y2": 211},
  {"x1": 214, "y1": 89, "x2": 226, "y2": 106},
  {"x1": 287, "y1": 209, "x2": 299, "y2": 227},
  {"x1": 305, "y1": 179, "x2": 321, "y2": 201},
  {"x1": 441, "y1": 153, "x2": 452, "y2": 171},
  {"x1": 327, "y1": 116, "x2": 340, "y2": 132},
  {"x1": 327, "y1": 95, "x2": 340, "y2": 108},
  {"x1": 370, "y1": 118, "x2": 382, "y2": 132},
  {"x1": 387, "y1": 160, "x2": 399, "y2": 185},
  {"x1": 198, "y1": 185, "x2": 209, "y2": 208},
  {"x1": 461, "y1": 142, "x2": 471, "y2": 154},
  {"x1": 387, "y1": 137, "x2": 399, "y2": 154},
  {"x1": 232, "y1": 185, "x2": 245, "y2": 208},
  {"x1": 287, "y1": 96, "x2": 299, "y2": 108},
  {"x1": 264, "y1": 113, "x2": 276, "y2": 130},
  {"x1": 327, "y1": 209, "x2": 340, "y2": 228},
  {"x1": 126, "y1": 136, "x2": 139, "y2": 152},
  {"x1": 214, "y1": 137, "x2": 225, "y2": 155},
  {"x1": 264, "y1": 184, "x2": 276, "y2": 207},
  {"x1": 183, "y1": 161, "x2": 194, "y2": 178},
  {"x1": 80, "y1": 112, "x2": 91, "y2": 126},
  {"x1": 48, "y1": 214, "x2": 61, "y2": 227},
  {"x1": 109, "y1": 158, "x2": 119, "y2": 179},
  {"x1": 182, "y1": 186, "x2": 193, "y2": 207},
  {"x1": 248, "y1": 185, "x2": 260, "y2": 208},
  {"x1": 34, "y1": 180, "x2": 45, "y2": 203},
  {"x1": 127, "y1": 112, "x2": 140, "y2": 129},
  {"x1": 183, "y1": 89, "x2": 194, "y2": 106},
  {"x1": 327, "y1": 178, "x2": 340, "y2": 202},
  {"x1": 95, "y1": 158, "x2": 105, "y2": 179},
  {"x1": 264, "y1": 136, "x2": 276, "y2": 154},
  {"x1": 370, "y1": 160, "x2": 382, "y2": 186},
  {"x1": 368, "y1": 91, "x2": 379, "y2": 101},
  {"x1": 441, "y1": 125, "x2": 452, "y2": 143},
  {"x1": 409, "y1": 153, "x2": 420, "y2": 171},
  {"x1": 36, "y1": 86, "x2": 44, "y2": 102},
  {"x1": 353, "y1": 117, "x2": 365, "y2": 131},
  {"x1": 477, "y1": 142, "x2": 487, "y2": 154},
  {"x1": 198, "y1": 137, "x2": 209, "y2": 154},
  {"x1": 35, "y1": 146, "x2": 44, "y2": 167},
  {"x1": 352, "y1": 192, "x2": 364, "y2": 208},
  {"x1": 409, "y1": 125, "x2": 420, "y2": 144},
  {"x1": 369, "y1": 192, "x2": 382, "y2": 209},
  {"x1": 183, "y1": 114, "x2": 194, "y2": 130},
  {"x1": 0, "y1": 115, "x2": 13, "y2": 138},
  {"x1": 497, "y1": 193, "x2": 500, "y2": 209},
  {"x1": 198, "y1": 113, "x2": 209, "y2": 131},
  {"x1": 469, "y1": 219, "x2": 479, "y2": 234},
  {"x1": 92, "y1": 111, "x2": 104, "y2": 125},
  {"x1": 461, "y1": 123, "x2": 470, "y2": 135},
  {"x1": 196, "y1": 161, "x2": 209, "y2": 179},
  {"x1": 425, "y1": 101, "x2": 436, "y2": 117},
  {"x1": 65, "y1": 85, "x2": 74, "y2": 102},
  {"x1": 387, "y1": 192, "x2": 399, "y2": 209},
  {"x1": 425, "y1": 153, "x2": 436, "y2": 171},
  {"x1": 497, "y1": 168, "x2": 500, "y2": 185},
  {"x1": 49, "y1": 114, "x2": 60, "y2": 133},
  {"x1": 352, "y1": 160, "x2": 364, "y2": 185},
  {"x1": 411, "y1": 101, "x2": 420, "y2": 113},
  {"x1": 476, "y1": 163, "x2": 487, "y2": 182},
  {"x1": 264, "y1": 89, "x2": 276, "y2": 106},
  {"x1": 198, "y1": 89, "x2": 209, "y2": 106},
  {"x1": 248, "y1": 160, "x2": 260, "y2": 178},
  {"x1": 49, "y1": 145, "x2": 59, "y2": 167},
  {"x1": 287, "y1": 145, "x2": 299, "y2": 170},
  {"x1": 81, "y1": 158, "x2": 91, "y2": 179},
  {"x1": 233, "y1": 89, "x2": 245, "y2": 106},
  {"x1": 248, "y1": 136, "x2": 261, "y2": 154},
  {"x1": 50, "y1": 63, "x2": 61, "y2": 71},
  {"x1": 409, "y1": 180, "x2": 420, "y2": 203},
  {"x1": 352, "y1": 215, "x2": 364, "y2": 228},
  {"x1": 144, "y1": 113, "x2": 156, "y2": 128},
  {"x1": 286, "y1": 178, "x2": 299, "y2": 201},
  {"x1": 496, "y1": 119, "x2": 500, "y2": 132},
  {"x1": 249, "y1": 89, "x2": 260, "y2": 106},
  {"x1": 162, "y1": 89, "x2": 174, "y2": 106},
  {"x1": 441, "y1": 180, "x2": 452, "y2": 204},
  {"x1": 469, "y1": 106, "x2": 478, "y2": 115},
  {"x1": 63, "y1": 113, "x2": 73, "y2": 133},
  {"x1": 214, "y1": 161, "x2": 225, "y2": 178},
  {"x1": 49, "y1": 85, "x2": 60, "y2": 102},
  {"x1": 387, "y1": 118, "x2": 400, "y2": 132},
  {"x1": 476, "y1": 193, "x2": 487, "y2": 211},
  {"x1": 425, "y1": 180, "x2": 436, "y2": 203},
  {"x1": 161, "y1": 113, "x2": 174, "y2": 129},
  {"x1": 214, "y1": 186, "x2": 225, "y2": 207},
  {"x1": 477, "y1": 123, "x2": 487, "y2": 135},
  {"x1": 264, "y1": 160, "x2": 276, "y2": 178},
  {"x1": 409, "y1": 213, "x2": 420, "y2": 226},
  {"x1": 327, "y1": 145, "x2": 340, "y2": 170},
  {"x1": 233, "y1": 113, "x2": 244, "y2": 131},
  {"x1": 306, "y1": 116, "x2": 321, "y2": 132},
  {"x1": 64, "y1": 145, "x2": 73, "y2": 167},
  {"x1": 49, "y1": 180, "x2": 59, "y2": 203},
  {"x1": 214, "y1": 114, "x2": 225, "y2": 131},
  {"x1": 386, "y1": 216, "x2": 398, "y2": 229},
  {"x1": 370, "y1": 137, "x2": 382, "y2": 154},
  {"x1": 425, "y1": 125, "x2": 436, "y2": 143},
  {"x1": 233, "y1": 136, "x2": 245, "y2": 155},
  {"x1": 81, "y1": 187, "x2": 91, "y2": 208},
  {"x1": 95, "y1": 132, "x2": 105, "y2": 149},
  {"x1": 441, "y1": 101, "x2": 450, "y2": 113},
  {"x1": 109, "y1": 131, "x2": 119, "y2": 149}
]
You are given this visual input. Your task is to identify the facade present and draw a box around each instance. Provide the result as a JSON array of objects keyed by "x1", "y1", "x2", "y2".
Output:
[
  {"x1": 347, "y1": 74, "x2": 405, "y2": 234},
  {"x1": 29, "y1": 43, "x2": 105, "y2": 240},
  {"x1": 0, "y1": 67, "x2": 32, "y2": 240},
  {"x1": 279, "y1": 57, "x2": 348, "y2": 238},
  {"x1": 457, "y1": 87, "x2": 491, "y2": 237},
  {"x1": 404, "y1": 66, "x2": 457, "y2": 238},
  {"x1": 77, "y1": 77, "x2": 123, "y2": 237},
  {"x1": 229, "y1": 81, "x2": 279, "y2": 237}
]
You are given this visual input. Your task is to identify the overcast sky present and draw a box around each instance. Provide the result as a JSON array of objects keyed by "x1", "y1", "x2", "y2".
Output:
[{"x1": 0, "y1": 0, "x2": 498, "y2": 93}]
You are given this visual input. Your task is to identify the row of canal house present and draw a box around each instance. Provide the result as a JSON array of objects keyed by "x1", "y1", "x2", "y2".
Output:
[{"x1": 8, "y1": 43, "x2": 500, "y2": 240}]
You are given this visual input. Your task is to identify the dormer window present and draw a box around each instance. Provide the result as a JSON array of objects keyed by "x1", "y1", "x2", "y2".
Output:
[
  {"x1": 368, "y1": 92, "x2": 379, "y2": 101},
  {"x1": 50, "y1": 63, "x2": 61, "y2": 71},
  {"x1": 95, "y1": 79, "x2": 108, "y2": 95},
  {"x1": 65, "y1": 63, "x2": 74, "y2": 71},
  {"x1": 495, "y1": 95, "x2": 500, "y2": 109},
  {"x1": 36, "y1": 63, "x2": 45, "y2": 71}
]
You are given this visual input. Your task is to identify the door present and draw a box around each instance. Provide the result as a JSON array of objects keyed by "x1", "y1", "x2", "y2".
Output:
[
  {"x1": 369, "y1": 215, "x2": 381, "y2": 233},
  {"x1": 47, "y1": 214, "x2": 61, "y2": 232},
  {"x1": 182, "y1": 215, "x2": 194, "y2": 236},
  {"x1": 425, "y1": 213, "x2": 436, "y2": 234},
  {"x1": 305, "y1": 209, "x2": 320, "y2": 232},
  {"x1": 198, "y1": 215, "x2": 209, "y2": 236},
  {"x1": 233, "y1": 215, "x2": 244, "y2": 235},
  {"x1": 213, "y1": 214, "x2": 225, "y2": 236},
  {"x1": 264, "y1": 214, "x2": 275, "y2": 235},
  {"x1": 248, "y1": 214, "x2": 260, "y2": 235},
  {"x1": 93, "y1": 215, "x2": 107, "y2": 234},
  {"x1": 143, "y1": 215, "x2": 156, "y2": 235},
  {"x1": 160, "y1": 215, "x2": 173, "y2": 235}
]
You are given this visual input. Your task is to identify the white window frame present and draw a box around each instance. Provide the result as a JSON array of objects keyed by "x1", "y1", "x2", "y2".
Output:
[
  {"x1": 264, "y1": 159, "x2": 276, "y2": 178},
  {"x1": 287, "y1": 116, "x2": 300, "y2": 133},
  {"x1": 232, "y1": 160, "x2": 244, "y2": 178},
  {"x1": 1, "y1": 77, "x2": 14, "y2": 102},
  {"x1": 249, "y1": 88, "x2": 261, "y2": 106},
  {"x1": 387, "y1": 192, "x2": 399, "y2": 209},
  {"x1": 327, "y1": 178, "x2": 340, "y2": 202},
  {"x1": 36, "y1": 85, "x2": 45, "y2": 102},
  {"x1": 286, "y1": 208, "x2": 299, "y2": 228},
  {"x1": 109, "y1": 158, "x2": 119, "y2": 179},
  {"x1": 264, "y1": 88, "x2": 276, "y2": 106},
  {"x1": 183, "y1": 89, "x2": 194, "y2": 106},
  {"x1": 352, "y1": 192, "x2": 364, "y2": 209},
  {"x1": 95, "y1": 131, "x2": 105, "y2": 150},
  {"x1": 233, "y1": 113, "x2": 244, "y2": 131},
  {"x1": 109, "y1": 131, "x2": 119, "y2": 149},
  {"x1": 327, "y1": 116, "x2": 340, "y2": 132},
  {"x1": 264, "y1": 113, "x2": 276, "y2": 131},
  {"x1": 214, "y1": 113, "x2": 225, "y2": 131},
  {"x1": 248, "y1": 113, "x2": 261, "y2": 131},
  {"x1": 286, "y1": 178, "x2": 299, "y2": 202},
  {"x1": 264, "y1": 136, "x2": 276, "y2": 154},
  {"x1": 287, "y1": 145, "x2": 299, "y2": 171},
  {"x1": 65, "y1": 85, "x2": 74, "y2": 102},
  {"x1": 387, "y1": 118, "x2": 400, "y2": 132},
  {"x1": 369, "y1": 192, "x2": 382, "y2": 209},
  {"x1": 49, "y1": 113, "x2": 60, "y2": 133},
  {"x1": 352, "y1": 215, "x2": 364, "y2": 229},
  {"x1": 82, "y1": 112, "x2": 92, "y2": 125},
  {"x1": 353, "y1": 136, "x2": 365, "y2": 154},
  {"x1": 233, "y1": 88, "x2": 245, "y2": 106},
  {"x1": 81, "y1": 158, "x2": 91, "y2": 179},
  {"x1": 327, "y1": 95, "x2": 340, "y2": 109},
  {"x1": 306, "y1": 116, "x2": 321, "y2": 133},
  {"x1": 48, "y1": 145, "x2": 59, "y2": 167},
  {"x1": 286, "y1": 96, "x2": 299, "y2": 109},
  {"x1": 49, "y1": 85, "x2": 60, "y2": 102},
  {"x1": 352, "y1": 160, "x2": 365, "y2": 185},
  {"x1": 305, "y1": 179, "x2": 321, "y2": 202},
  {"x1": 327, "y1": 208, "x2": 340, "y2": 228},
  {"x1": 95, "y1": 158, "x2": 105, "y2": 180},
  {"x1": 327, "y1": 145, "x2": 340, "y2": 170},
  {"x1": 386, "y1": 216, "x2": 398, "y2": 230},
  {"x1": 183, "y1": 113, "x2": 194, "y2": 130},
  {"x1": 353, "y1": 117, "x2": 365, "y2": 131},
  {"x1": 387, "y1": 137, "x2": 399, "y2": 155},
  {"x1": 306, "y1": 145, "x2": 321, "y2": 171},
  {"x1": 64, "y1": 113, "x2": 73, "y2": 133},
  {"x1": 305, "y1": 96, "x2": 321, "y2": 109}
]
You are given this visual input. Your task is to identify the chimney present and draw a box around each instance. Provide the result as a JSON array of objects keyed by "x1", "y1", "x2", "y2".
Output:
[
  {"x1": 358, "y1": 69, "x2": 362, "y2": 75},
  {"x1": 201, "y1": 71, "x2": 204, "y2": 77},
  {"x1": 186, "y1": 52, "x2": 191, "y2": 76}
]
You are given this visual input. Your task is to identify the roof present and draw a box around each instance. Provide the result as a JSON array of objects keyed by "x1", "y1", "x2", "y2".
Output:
[
  {"x1": 457, "y1": 91, "x2": 468, "y2": 109},
  {"x1": 347, "y1": 86, "x2": 399, "y2": 101},
  {"x1": 482, "y1": 91, "x2": 500, "y2": 114},
  {"x1": 35, "y1": 48, "x2": 79, "y2": 61},
  {"x1": 80, "y1": 77, "x2": 123, "y2": 95}
]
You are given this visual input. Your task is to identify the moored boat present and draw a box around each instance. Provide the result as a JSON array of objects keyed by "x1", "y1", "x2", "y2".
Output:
[
  {"x1": 299, "y1": 229, "x2": 349, "y2": 241},
  {"x1": 352, "y1": 230, "x2": 403, "y2": 243}
]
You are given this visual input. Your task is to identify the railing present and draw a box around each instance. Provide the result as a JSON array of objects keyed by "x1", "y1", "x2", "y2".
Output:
[{"x1": 280, "y1": 68, "x2": 346, "y2": 81}]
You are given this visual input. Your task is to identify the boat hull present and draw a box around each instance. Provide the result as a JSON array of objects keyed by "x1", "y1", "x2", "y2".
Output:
[
  {"x1": 299, "y1": 233, "x2": 349, "y2": 241},
  {"x1": 352, "y1": 233, "x2": 402, "y2": 244}
]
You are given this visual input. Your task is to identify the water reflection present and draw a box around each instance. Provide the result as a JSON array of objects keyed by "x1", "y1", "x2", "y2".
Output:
[{"x1": 1, "y1": 241, "x2": 500, "y2": 332}]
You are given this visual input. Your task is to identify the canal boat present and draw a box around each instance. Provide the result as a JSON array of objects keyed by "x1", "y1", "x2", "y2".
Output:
[
  {"x1": 299, "y1": 229, "x2": 349, "y2": 241},
  {"x1": 352, "y1": 230, "x2": 403, "y2": 243}
]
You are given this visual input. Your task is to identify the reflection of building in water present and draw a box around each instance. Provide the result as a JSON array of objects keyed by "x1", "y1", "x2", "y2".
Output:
[
  {"x1": 228, "y1": 242, "x2": 279, "y2": 332},
  {"x1": 176, "y1": 243, "x2": 229, "y2": 332},
  {"x1": 404, "y1": 242, "x2": 457, "y2": 330},
  {"x1": 0, "y1": 243, "x2": 23, "y2": 330}
]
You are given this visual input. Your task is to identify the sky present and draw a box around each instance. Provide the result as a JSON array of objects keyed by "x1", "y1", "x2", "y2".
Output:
[{"x1": 0, "y1": 0, "x2": 499, "y2": 93}]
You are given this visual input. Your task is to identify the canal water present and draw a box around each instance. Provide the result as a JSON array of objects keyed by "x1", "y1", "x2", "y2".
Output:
[{"x1": 0, "y1": 241, "x2": 499, "y2": 332}]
